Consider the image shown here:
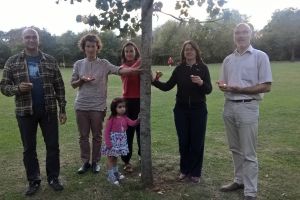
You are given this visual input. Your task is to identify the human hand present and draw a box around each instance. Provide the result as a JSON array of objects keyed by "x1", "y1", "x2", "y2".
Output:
[
  {"x1": 216, "y1": 81, "x2": 241, "y2": 93},
  {"x1": 154, "y1": 70, "x2": 163, "y2": 81},
  {"x1": 18, "y1": 82, "x2": 33, "y2": 93},
  {"x1": 190, "y1": 75, "x2": 203, "y2": 86},
  {"x1": 59, "y1": 113, "x2": 67, "y2": 125},
  {"x1": 216, "y1": 80, "x2": 227, "y2": 91},
  {"x1": 137, "y1": 113, "x2": 141, "y2": 122},
  {"x1": 80, "y1": 75, "x2": 95, "y2": 82}
]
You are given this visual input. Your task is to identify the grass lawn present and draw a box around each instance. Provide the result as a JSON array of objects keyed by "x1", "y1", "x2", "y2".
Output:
[{"x1": 0, "y1": 62, "x2": 299, "y2": 200}]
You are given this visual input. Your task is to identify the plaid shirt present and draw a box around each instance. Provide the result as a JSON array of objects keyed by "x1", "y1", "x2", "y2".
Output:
[{"x1": 0, "y1": 50, "x2": 66, "y2": 116}]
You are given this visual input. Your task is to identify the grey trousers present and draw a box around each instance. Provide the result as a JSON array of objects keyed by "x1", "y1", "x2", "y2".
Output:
[
  {"x1": 76, "y1": 110, "x2": 105, "y2": 163},
  {"x1": 223, "y1": 100, "x2": 259, "y2": 197}
]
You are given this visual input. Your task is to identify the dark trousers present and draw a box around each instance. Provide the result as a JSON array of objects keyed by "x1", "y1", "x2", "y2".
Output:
[
  {"x1": 173, "y1": 103, "x2": 207, "y2": 177},
  {"x1": 121, "y1": 98, "x2": 141, "y2": 164},
  {"x1": 16, "y1": 109, "x2": 59, "y2": 183}
]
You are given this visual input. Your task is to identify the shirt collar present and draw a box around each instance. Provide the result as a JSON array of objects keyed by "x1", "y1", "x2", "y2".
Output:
[
  {"x1": 20, "y1": 50, "x2": 46, "y2": 61},
  {"x1": 234, "y1": 45, "x2": 254, "y2": 56}
]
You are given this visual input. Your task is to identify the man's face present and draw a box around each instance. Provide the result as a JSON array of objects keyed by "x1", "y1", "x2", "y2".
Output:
[
  {"x1": 84, "y1": 41, "x2": 98, "y2": 58},
  {"x1": 234, "y1": 24, "x2": 251, "y2": 49},
  {"x1": 22, "y1": 29, "x2": 39, "y2": 51}
]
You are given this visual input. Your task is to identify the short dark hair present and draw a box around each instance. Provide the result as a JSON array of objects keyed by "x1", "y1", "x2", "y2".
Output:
[
  {"x1": 78, "y1": 33, "x2": 102, "y2": 52},
  {"x1": 121, "y1": 41, "x2": 141, "y2": 63},
  {"x1": 109, "y1": 97, "x2": 126, "y2": 118},
  {"x1": 180, "y1": 40, "x2": 203, "y2": 65}
]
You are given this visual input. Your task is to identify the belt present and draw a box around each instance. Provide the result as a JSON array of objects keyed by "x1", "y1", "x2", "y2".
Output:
[{"x1": 229, "y1": 99, "x2": 255, "y2": 103}]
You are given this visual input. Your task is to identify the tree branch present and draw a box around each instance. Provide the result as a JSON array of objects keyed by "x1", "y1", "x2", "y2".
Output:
[{"x1": 154, "y1": 10, "x2": 224, "y2": 24}]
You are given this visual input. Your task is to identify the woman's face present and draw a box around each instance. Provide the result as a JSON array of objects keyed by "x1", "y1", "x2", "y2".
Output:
[
  {"x1": 124, "y1": 45, "x2": 136, "y2": 61},
  {"x1": 184, "y1": 43, "x2": 196, "y2": 61},
  {"x1": 84, "y1": 41, "x2": 98, "y2": 58}
]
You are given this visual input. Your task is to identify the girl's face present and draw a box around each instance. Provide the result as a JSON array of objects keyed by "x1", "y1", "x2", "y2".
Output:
[
  {"x1": 124, "y1": 45, "x2": 136, "y2": 61},
  {"x1": 84, "y1": 41, "x2": 98, "y2": 59},
  {"x1": 116, "y1": 102, "x2": 126, "y2": 115},
  {"x1": 184, "y1": 43, "x2": 196, "y2": 61}
]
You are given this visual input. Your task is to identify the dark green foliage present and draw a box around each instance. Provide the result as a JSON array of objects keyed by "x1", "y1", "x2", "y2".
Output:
[
  {"x1": 254, "y1": 8, "x2": 300, "y2": 61},
  {"x1": 61, "y1": 0, "x2": 226, "y2": 37},
  {"x1": 0, "y1": 42, "x2": 11, "y2": 68}
]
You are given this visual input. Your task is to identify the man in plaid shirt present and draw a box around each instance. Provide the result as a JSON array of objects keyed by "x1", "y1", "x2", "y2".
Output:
[{"x1": 0, "y1": 28, "x2": 67, "y2": 196}]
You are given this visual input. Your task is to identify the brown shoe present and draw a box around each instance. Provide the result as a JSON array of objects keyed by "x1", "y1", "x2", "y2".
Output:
[
  {"x1": 220, "y1": 182, "x2": 244, "y2": 192},
  {"x1": 123, "y1": 163, "x2": 133, "y2": 173},
  {"x1": 244, "y1": 196, "x2": 256, "y2": 200}
]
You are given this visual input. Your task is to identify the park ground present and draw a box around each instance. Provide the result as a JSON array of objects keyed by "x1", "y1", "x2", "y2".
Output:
[{"x1": 0, "y1": 62, "x2": 299, "y2": 200}]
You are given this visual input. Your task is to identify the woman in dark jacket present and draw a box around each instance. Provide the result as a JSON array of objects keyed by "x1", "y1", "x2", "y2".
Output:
[{"x1": 152, "y1": 40, "x2": 212, "y2": 183}]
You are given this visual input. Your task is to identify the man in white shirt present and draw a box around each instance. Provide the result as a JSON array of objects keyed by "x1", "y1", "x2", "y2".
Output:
[{"x1": 217, "y1": 23, "x2": 272, "y2": 200}]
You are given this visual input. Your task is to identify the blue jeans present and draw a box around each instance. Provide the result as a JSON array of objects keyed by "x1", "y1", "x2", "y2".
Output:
[
  {"x1": 16, "y1": 109, "x2": 59, "y2": 183},
  {"x1": 173, "y1": 103, "x2": 208, "y2": 177}
]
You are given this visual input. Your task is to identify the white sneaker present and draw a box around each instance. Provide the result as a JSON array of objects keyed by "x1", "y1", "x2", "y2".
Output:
[
  {"x1": 107, "y1": 175, "x2": 120, "y2": 186},
  {"x1": 119, "y1": 174, "x2": 125, "y2": 180},
  {"x1": 114, "y1": 172, "x2": 125, "y2": 180},
  {"x1": 113, "y1": 180, "x2": 120, "y2": 186}
]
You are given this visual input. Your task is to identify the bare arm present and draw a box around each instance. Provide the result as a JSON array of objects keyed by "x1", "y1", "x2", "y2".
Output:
[
  {"x1": 217, "y1": 82, "x2": 272, "y2": 94},
  {"x1": 118, "y1": 67, "x2": 141, "y2": 76}
]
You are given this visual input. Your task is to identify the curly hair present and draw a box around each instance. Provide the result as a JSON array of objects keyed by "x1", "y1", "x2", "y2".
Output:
[{"x1": 78, "y1": 33, "x2": 102, "y2": 52}]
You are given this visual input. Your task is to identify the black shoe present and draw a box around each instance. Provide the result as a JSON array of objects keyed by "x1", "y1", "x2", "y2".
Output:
[
  {"x1": 92, "y1": 162, "x2": 100, "y2": 173},
  {"x1": 48, "y1": 178, "x2": 64, "y2": 191},
  {"x1": 78, "y1": 162, "x2": 91, "y2": 174},
  {"x1": 25, "y1": 181, "x2": 40, "y2": 196}
]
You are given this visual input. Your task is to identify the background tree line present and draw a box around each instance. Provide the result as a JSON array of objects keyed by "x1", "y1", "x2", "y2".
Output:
[{"x1": 1, "y1": 8, "x2": 299, "y2": 68}]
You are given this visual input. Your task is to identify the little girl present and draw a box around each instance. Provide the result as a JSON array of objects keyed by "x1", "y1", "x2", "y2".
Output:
[{"x1": 101, "y1": 97, "x2": 140, "y2": 185}]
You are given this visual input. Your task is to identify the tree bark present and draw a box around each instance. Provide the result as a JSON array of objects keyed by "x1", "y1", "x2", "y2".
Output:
[
  {"x1": 290, "y1": 44, "x2": 295, "y2": 62},
  {"x1": 140, "y1": 0, "x2": 154, "y2": 187}
]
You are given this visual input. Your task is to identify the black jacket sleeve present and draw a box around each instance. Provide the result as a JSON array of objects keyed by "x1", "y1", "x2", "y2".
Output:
[
  {"x1": 198, "y1": 64, "x2": 212, "y2": 95},
  {"x1": 152, "y1": 68, "x2": 177, "y2": 91}
]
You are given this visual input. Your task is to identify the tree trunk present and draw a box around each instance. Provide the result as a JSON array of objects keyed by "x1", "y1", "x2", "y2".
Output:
[
  {"x1": 140, "y1": 0, "x2": 154, "y2": 187},
  {"x1": 290, "y1": 45, "x2": 295, "y2": 62}
]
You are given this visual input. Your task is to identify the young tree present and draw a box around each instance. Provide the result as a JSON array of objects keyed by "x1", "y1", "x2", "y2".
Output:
[{"x1": 57, "y1": 0, "x2": 226, "y2": 186}]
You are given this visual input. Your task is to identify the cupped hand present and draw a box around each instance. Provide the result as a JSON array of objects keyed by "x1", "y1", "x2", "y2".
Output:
[
  {"x1": 190, "y1": 75, "x2": 203, "y2": 86},
  {"x1": 18, "y1": 82, "x2": 33, "y2": 93},
  {"x1": 81, "y1": 75, "x2": 95, "y2": 82}
]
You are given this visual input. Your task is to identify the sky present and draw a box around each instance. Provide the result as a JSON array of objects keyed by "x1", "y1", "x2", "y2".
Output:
[{"x1": 1, "y1": 0, "x2": 299, "y2": 35}]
